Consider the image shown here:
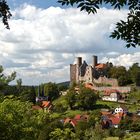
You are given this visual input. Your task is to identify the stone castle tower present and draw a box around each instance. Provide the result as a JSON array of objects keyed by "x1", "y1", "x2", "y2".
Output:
[
  {"x1": 70, "y1": 55, "x2": 98, "y2": 84},
  {"x1": 70, "y1": 56, "x2": 118, "y2": 86}
]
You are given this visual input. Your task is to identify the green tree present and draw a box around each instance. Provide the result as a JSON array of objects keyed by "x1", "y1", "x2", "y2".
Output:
[
  {"x1": 16, "y1": 78, "x2": 22, "y2": 89},
  {"x1": 77, "y1": 87, "x2": 98, "y2": 110},
  {"x1": 109, "y1": 128, "x2": 124, "y2": 138},
  {"x1": 129, "y1": 63, "x2": 140, "y2": 86},
  {"x1": 128, "y1": 90, "x2": 140, "y2": 103},
  {"x1": 0, "y1": 98, "x2": 48, "y2": 140},
  {"x1": 0, "y1": 0, "x2": 11, "y2": 29},
  {"x1": 75, "y1": 121, "x2": 90, "y2": 139},
  {"x1": 58, "y1": 0, "x2": 140, "y2": 48},
  {"x1": 0, "y1": 65, "x2": 16, "y2": 91},
  {"x1": 0, "y1": 93, "x2": 4, "y2": 102},
  {"x1": 88, "y1": 110, "x2": 101, "y2": 125},
  {"x1": 84, "y1": 124, "x2": 107, "y2": 140},
  {"x1": 119, "y1": 116, "x2": 140, "y2": 132},
  {"x1": 57, "y1": 83, "x2": 69, "y2": 91},
  {"x1": 53, "y1": 102, "x2": 67, "y2": 112},
  {"x1": 44, "y1": 82, "x2": 59, "y2": 100},
  {"x1": 16, "y1": 78, "x2": 22, "y2": 95},
  {"x1": 38, "y1": 119, "x2": 63, "y2": 140},
  {"x1": 65, "y1": 89, "x2": 77, "y2": 110},
  {"x1": 108, "y1": 66, "x2": 131, "y2": 86},
  {"x1": 49, "y1": 128, "x2": 76, "y2": 140},
  {"x1": 135, "y1": 71, "x2": 140, "y2": 86},
  {"x1": 20, "y1": 87, "x2": 36, "y2": 103}
]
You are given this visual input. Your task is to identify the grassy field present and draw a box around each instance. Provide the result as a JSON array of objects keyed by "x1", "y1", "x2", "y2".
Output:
[{"x1": 97, "y1": 100, "x2": 140, "y2": 112}]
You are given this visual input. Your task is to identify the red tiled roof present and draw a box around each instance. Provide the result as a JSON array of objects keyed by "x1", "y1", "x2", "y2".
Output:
[
  {"x1": 103, "y1": 89, "x2": 118, "y2": 96},
  {"x1": 95, "y1": 63, "x2": 106, "y2": 69},
  {"x1": 70, "y1": 119, "x2": 78, "y2": 127},
  {"x1": 42, "y1": 101, "x2": 51, "y2": 108},
  {"x1": 109, "y1": 116, "x2": 121, "y2": 125},
  {"x1": 64, "y1": 118, "x2": 71, "y2": 124},
  {"x1": 74, "y1": 114, "x2": 81, "y2": 120},
  {"x1": 74, "y1": 114, "x2": 89, "y2": 121},
  {"x1": 85, "y1": 83, "x2": 94, "y2": 90}
]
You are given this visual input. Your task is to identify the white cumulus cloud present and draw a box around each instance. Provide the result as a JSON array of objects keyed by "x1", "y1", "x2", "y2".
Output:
[{"x1": 0, "y1": 4, "x2": 139, "y2": 85}]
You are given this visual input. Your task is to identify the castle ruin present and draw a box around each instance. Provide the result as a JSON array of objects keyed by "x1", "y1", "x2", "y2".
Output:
[{"x1": 70, "y1": 56, "x2": 118, "y2": 86}]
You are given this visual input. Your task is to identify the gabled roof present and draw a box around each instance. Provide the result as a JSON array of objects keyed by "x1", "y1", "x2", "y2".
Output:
[
  {"x1": 42, "y1": 101, "x2": 51, "y2": 108},
  {"x1": 103, "y1": 89, "x2": 118, "y2": 96},
  {"x1": 64, "y1": 118, "x2": 78, "y2": 127},
  {"x1": 85, "y1": 83, "x2": 94, "y2": 90},
  {"x1": 109, "y1": 116, "x2": 121, "y2": 125},
  {"x1": 64, "y1": 118, "x2": 71, "y2": 124},
  {"x1": 70, "y1": 119, "x2": 78, "y2": 127},
  {"x1": 64, "y1": 114, "x2": 89, "y2": 127},
  {"x1": 74, "y1": 114, "x2": 89, "y2": 121},
  {"x1": 95, "y1": 63, "x2": 106, "y2": 69}
]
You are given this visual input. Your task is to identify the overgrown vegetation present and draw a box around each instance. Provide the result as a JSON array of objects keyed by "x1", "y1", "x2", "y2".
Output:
[{"x1": 107, "y1": 62, "x2": 140, "y2": 86}]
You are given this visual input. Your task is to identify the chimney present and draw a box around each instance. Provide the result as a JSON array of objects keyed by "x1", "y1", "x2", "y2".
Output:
[
  {"x1": 77, "y1": 57, "x2": 82, "y2": 67},
  {"x1": 93, "y1": 55, "x2": 97, "y2": 67}
]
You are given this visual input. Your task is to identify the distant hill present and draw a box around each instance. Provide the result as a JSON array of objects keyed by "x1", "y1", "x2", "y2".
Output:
[{"x1": 57, "y1": 81, "x2": 70, "y2": 87}]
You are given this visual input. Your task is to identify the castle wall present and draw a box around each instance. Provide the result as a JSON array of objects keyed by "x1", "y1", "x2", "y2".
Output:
[
  {"x1": 94, "y1": 76, "x2": 118, "y2": 86},
  {"x1": 93, "y1": 86, "x2": 131, "y2": 93},
  {"x1": 79, "y1": 76, "x2": 85, "y2": 82}
]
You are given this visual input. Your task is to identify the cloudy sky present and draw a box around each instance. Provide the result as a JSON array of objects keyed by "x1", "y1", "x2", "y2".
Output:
[{"x1": 0, "y1": 0, "x2": 140, "y2": 85}]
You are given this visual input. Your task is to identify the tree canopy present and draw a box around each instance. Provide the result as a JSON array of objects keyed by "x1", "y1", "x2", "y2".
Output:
[
  {"x1": 129, "y1": 63, "x2": 140, "y2": 86},
  {"x1": 77, "y1": 87, "x2": 98, "y2": 110},
  {"x1": 0, "y1": 65, "x2": 16, "y2": 90},
  {"x1": 0, "y1": 98, "x2": 49, "y2": 140},
  {"x1": 44, "y1": 82, "x2": 60, "y2": 100},
  {"x1": 106, "y1": 62, "x2": 140, "y2": 86},
  {"x1": 0, "y1": 0, "x2": 11, "y2": 29},
  {"x1": 58, "y1": 0, "x2": 140, "y2": 48}
]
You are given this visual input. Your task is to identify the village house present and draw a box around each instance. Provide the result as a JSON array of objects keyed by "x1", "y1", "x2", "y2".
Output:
[
  {"x1": 32, "y1": 101, "x2": 53, "y2": 112},
  {"x1": 42, "y1": 101, "x2": 53, "y2": 112},
  {"x1": 102, "y1": 89, "x2": 121, "y2": 102},
  {"x1": 101, "y1": 107, "x2": 127, "y2": 129},
  {"x1": 64, "y1": 114, "x2": 89, "y2": 127}
]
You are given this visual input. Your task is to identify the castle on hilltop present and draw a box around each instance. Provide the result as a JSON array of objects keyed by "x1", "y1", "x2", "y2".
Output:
[{"x1": 70, "y1": 56, "x2": 118, "y2": 86}]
